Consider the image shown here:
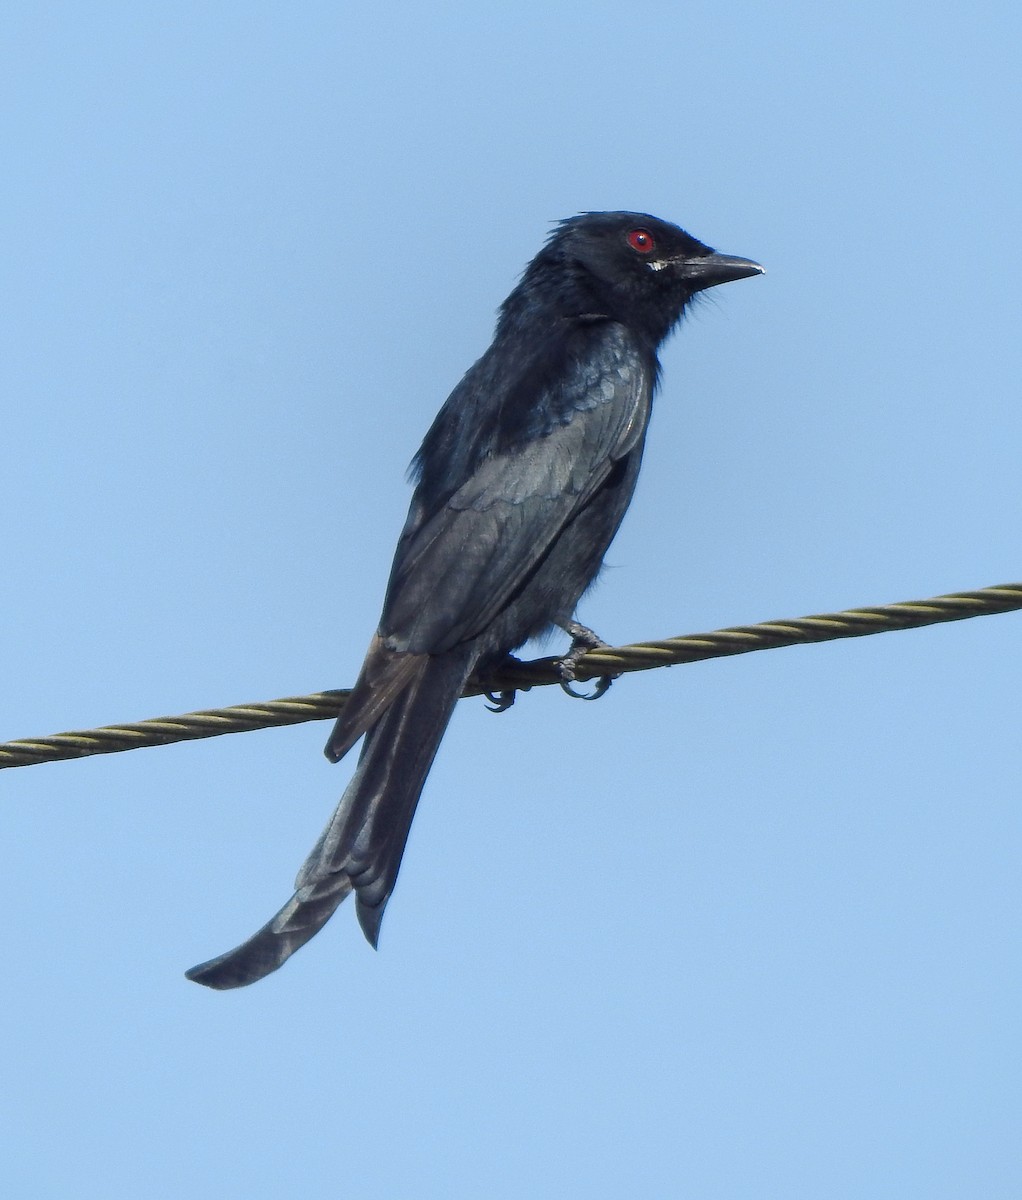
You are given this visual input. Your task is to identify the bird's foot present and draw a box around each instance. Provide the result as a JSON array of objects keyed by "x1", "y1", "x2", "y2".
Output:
[
  {"x1": 484, "y1": 689, "x2": 517, "y2": 713},
  {"x1": 556, "y1": 621, "x2": 615, "y2": 701},
  {"x1": 477, "y1": 654, "x2": 524, "y2": 714}
]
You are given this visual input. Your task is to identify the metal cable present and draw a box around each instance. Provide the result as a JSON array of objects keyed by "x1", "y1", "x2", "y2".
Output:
[{"x1": 2, "y1": 581, "x2": 1019, "y2": 770}]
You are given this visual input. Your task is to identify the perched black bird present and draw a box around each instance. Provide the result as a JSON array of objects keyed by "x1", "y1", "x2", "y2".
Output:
[{"x1": 187, "y1": 212, "x2": 761, "y2": 989}]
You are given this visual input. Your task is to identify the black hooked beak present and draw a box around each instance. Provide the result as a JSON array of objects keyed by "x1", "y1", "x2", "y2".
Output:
[{"x1": 675, "y1": 252, "x2": 764, "y2": 290}]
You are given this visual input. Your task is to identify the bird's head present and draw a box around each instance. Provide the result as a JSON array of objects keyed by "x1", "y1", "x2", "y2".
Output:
[{"x1": 538, "y1": 211, "x2": 762, "y2": 344}]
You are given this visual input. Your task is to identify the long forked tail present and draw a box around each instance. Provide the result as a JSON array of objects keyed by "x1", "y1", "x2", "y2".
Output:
[{"x1": 186, "y1": 647, "x2": 474, "y2": 990}]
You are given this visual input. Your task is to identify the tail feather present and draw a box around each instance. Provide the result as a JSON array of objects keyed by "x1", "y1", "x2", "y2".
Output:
[
  {"x1": 323, "y1": 636, "x2": 424, "y2": 764},
  {"x1": 185, "y1": 647, "x2": 474, "y2": 989},
  {"x1": 184, "y1": 874, "x2": 353, "y2": 990},
  {"x1": 301, "y1": 646, "x2": 474, "y2": 943}
]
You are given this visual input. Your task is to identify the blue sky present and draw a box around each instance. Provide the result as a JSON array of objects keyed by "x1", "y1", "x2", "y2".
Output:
[{"x1": 2, "y1": 3, "x2": 1020, "y2": 1196}]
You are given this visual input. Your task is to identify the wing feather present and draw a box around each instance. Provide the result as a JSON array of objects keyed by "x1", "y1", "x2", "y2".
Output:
[{"x1": 382, "y1": 323, "x2": 651, "y2": 653}]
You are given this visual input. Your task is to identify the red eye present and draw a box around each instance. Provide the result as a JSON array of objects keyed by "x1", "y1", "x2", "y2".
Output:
[{"x1": 627, "y1": 228, "x2": 655, "y2": 254}]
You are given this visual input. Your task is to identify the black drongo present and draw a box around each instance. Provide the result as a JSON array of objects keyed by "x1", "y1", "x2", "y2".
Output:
[{"x1": 187, "y1": 212, "x2": 761, "y2": 988}]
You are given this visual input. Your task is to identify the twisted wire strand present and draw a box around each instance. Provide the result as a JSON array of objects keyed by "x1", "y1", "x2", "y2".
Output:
[{"x1": 2, "y1": 581, "x2": 1019, "y2": 771}]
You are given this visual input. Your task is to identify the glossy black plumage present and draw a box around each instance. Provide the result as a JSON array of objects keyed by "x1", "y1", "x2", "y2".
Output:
[{"x1": 187, "y1": 212, "x2": 761, "y2": 989}]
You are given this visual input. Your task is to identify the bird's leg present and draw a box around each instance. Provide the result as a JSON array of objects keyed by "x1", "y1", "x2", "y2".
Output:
[{"x1": 556, "y1": 620, "x2": 614, "y2": 701}]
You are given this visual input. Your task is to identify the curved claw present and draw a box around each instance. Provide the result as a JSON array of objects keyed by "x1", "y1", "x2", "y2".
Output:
[
  {"x1": 559, "y1": 675, "x2": 613, "y2": 702},
  {"x1": 484, "y1": 689, "x2": 517, "y2": 713}
]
